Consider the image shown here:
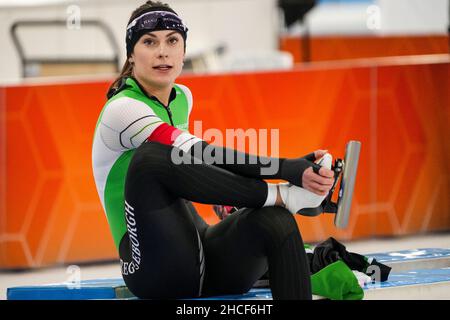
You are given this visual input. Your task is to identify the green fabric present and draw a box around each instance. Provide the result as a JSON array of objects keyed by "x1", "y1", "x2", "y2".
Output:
[
  {"x1": 95, "y1": 77, "x2": 191, "y2": 250},
  {"x1": 311, "y1": 260, "x2": 364, "y2": 300},
  {"x1": 104, "y1": 150, "x2": 135, "y2": 249},
  {"x1": 95, "y1": 77, "x2": 190, "y2": 131},
  {"x1": 121, "y1": 77, "x2": 190, "y2": 130}
]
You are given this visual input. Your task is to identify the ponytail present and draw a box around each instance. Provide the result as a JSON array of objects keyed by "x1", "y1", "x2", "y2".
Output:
[{"x1": 106, "y1": 59, "x2": 133, "y2": 99}]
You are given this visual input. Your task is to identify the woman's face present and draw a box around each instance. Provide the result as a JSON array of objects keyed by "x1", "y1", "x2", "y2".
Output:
[{"x1": 130, "y1": 30, "x2": 185, "y2": 89}]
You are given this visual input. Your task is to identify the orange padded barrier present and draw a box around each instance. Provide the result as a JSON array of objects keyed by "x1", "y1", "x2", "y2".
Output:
[
  {"x1": 0, "y1": 56, "x2": 449, "y2": 269},
  {"x1": 280, "y1": 35, "x2": 449, "y2": 63}
]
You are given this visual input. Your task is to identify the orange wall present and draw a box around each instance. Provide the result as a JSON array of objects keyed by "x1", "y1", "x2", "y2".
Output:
[
  {"x1": 280, "y1": 35, "x2": 449, "y2": 62},
  {"x1": 0, "y1": 58, "x2": 449, "y2": 269}
]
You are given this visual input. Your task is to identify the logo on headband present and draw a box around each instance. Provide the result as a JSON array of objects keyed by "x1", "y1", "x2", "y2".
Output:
[{"x1": 126, "y1": 10, "x2": 188, "y2": 41}]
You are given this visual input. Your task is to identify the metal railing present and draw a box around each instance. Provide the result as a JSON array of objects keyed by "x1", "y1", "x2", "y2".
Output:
[{"x1": 10, "y1": 19, "x2": 120, "y2": 78}]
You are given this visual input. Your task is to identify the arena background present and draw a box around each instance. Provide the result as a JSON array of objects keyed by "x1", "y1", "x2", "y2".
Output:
[{"x1": 0, "y1": 0, "x2": 449, "y2": 300}]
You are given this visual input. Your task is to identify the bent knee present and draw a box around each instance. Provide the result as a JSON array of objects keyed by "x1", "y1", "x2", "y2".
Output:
[
  {"x1": 128, "y1": 142, "x2": 172, "y2": 174},
  {"x1": 250, "y1": 207, "x2": 300, "y2": 245},
  {"x1": 134, "y1": 141, "x2": 172, "y2": 158}
]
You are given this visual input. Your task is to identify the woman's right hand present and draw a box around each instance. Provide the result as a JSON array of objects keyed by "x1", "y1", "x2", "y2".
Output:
[
  {"x1": 213, "y1": 205, "x2": 237, "y2": 220},
  {"x1": 302, "y1": 150, "x2": 335, "y2": 196}
]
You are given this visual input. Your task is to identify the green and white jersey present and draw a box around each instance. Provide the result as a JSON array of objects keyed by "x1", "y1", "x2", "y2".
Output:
[{"x1": 92, "y1": 77, "x2": 202, "y2": 249}]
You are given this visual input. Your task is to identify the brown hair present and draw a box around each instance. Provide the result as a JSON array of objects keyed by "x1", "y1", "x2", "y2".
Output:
[{"x1": 107, "y1": 1, "x2": 176, "y2": 98}]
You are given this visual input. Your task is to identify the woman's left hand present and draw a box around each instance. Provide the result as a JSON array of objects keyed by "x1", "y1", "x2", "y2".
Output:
[{"x1": 302, "y1": 149, "x2": 335, "y2": 196}]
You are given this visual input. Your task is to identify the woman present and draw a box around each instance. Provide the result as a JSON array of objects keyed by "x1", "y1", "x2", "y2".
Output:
[{"x1": 92, "y1": 1, "x2": 335, "y2": 300}]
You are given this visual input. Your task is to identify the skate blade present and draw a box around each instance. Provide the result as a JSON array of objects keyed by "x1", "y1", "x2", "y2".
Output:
[{"x1": 334, "y1": 140, "x2": 361, "y2": 229}]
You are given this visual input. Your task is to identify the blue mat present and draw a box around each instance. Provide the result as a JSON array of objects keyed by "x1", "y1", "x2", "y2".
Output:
[
  {"x1": 195, "y1": 288, "x2": 273, "y2": 300},
  {"x1": 368, "y1": 248, "x2": 450, "y2": 264},
  {"x1": 7, "y1": 248, "x2": 450, "y2": 300},
  {"x1": 6, "y1": 279, "x2": 273, "y2": 300},
  {"x1": 7, "y1": 278, "x2": 127, "y2": 300},
  {"x1": 365, "y1": 267, "x2": 450, "y2": 290}
]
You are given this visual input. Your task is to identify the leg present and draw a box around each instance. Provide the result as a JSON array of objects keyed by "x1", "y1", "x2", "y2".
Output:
[
  {"x1": 184, "y1": 199, "x2": 209, "y2": 238},
  {"x1": 120, "y1": 178, "x2": 205, "y2": 298},
  {"x1": 120, "y1": 142, "x2": 270, "y2": 298},
  {"x1": 201, "y1": 206, "x2": 312, "y2": 300},
  {"x1": 128, "y1": 142, "x2": 269, "y2": 208}
]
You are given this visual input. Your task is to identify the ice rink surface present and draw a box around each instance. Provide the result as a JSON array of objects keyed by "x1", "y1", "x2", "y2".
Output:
[{"x1": 1, "y1": 232, "x2": 449, "y2": 300}]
